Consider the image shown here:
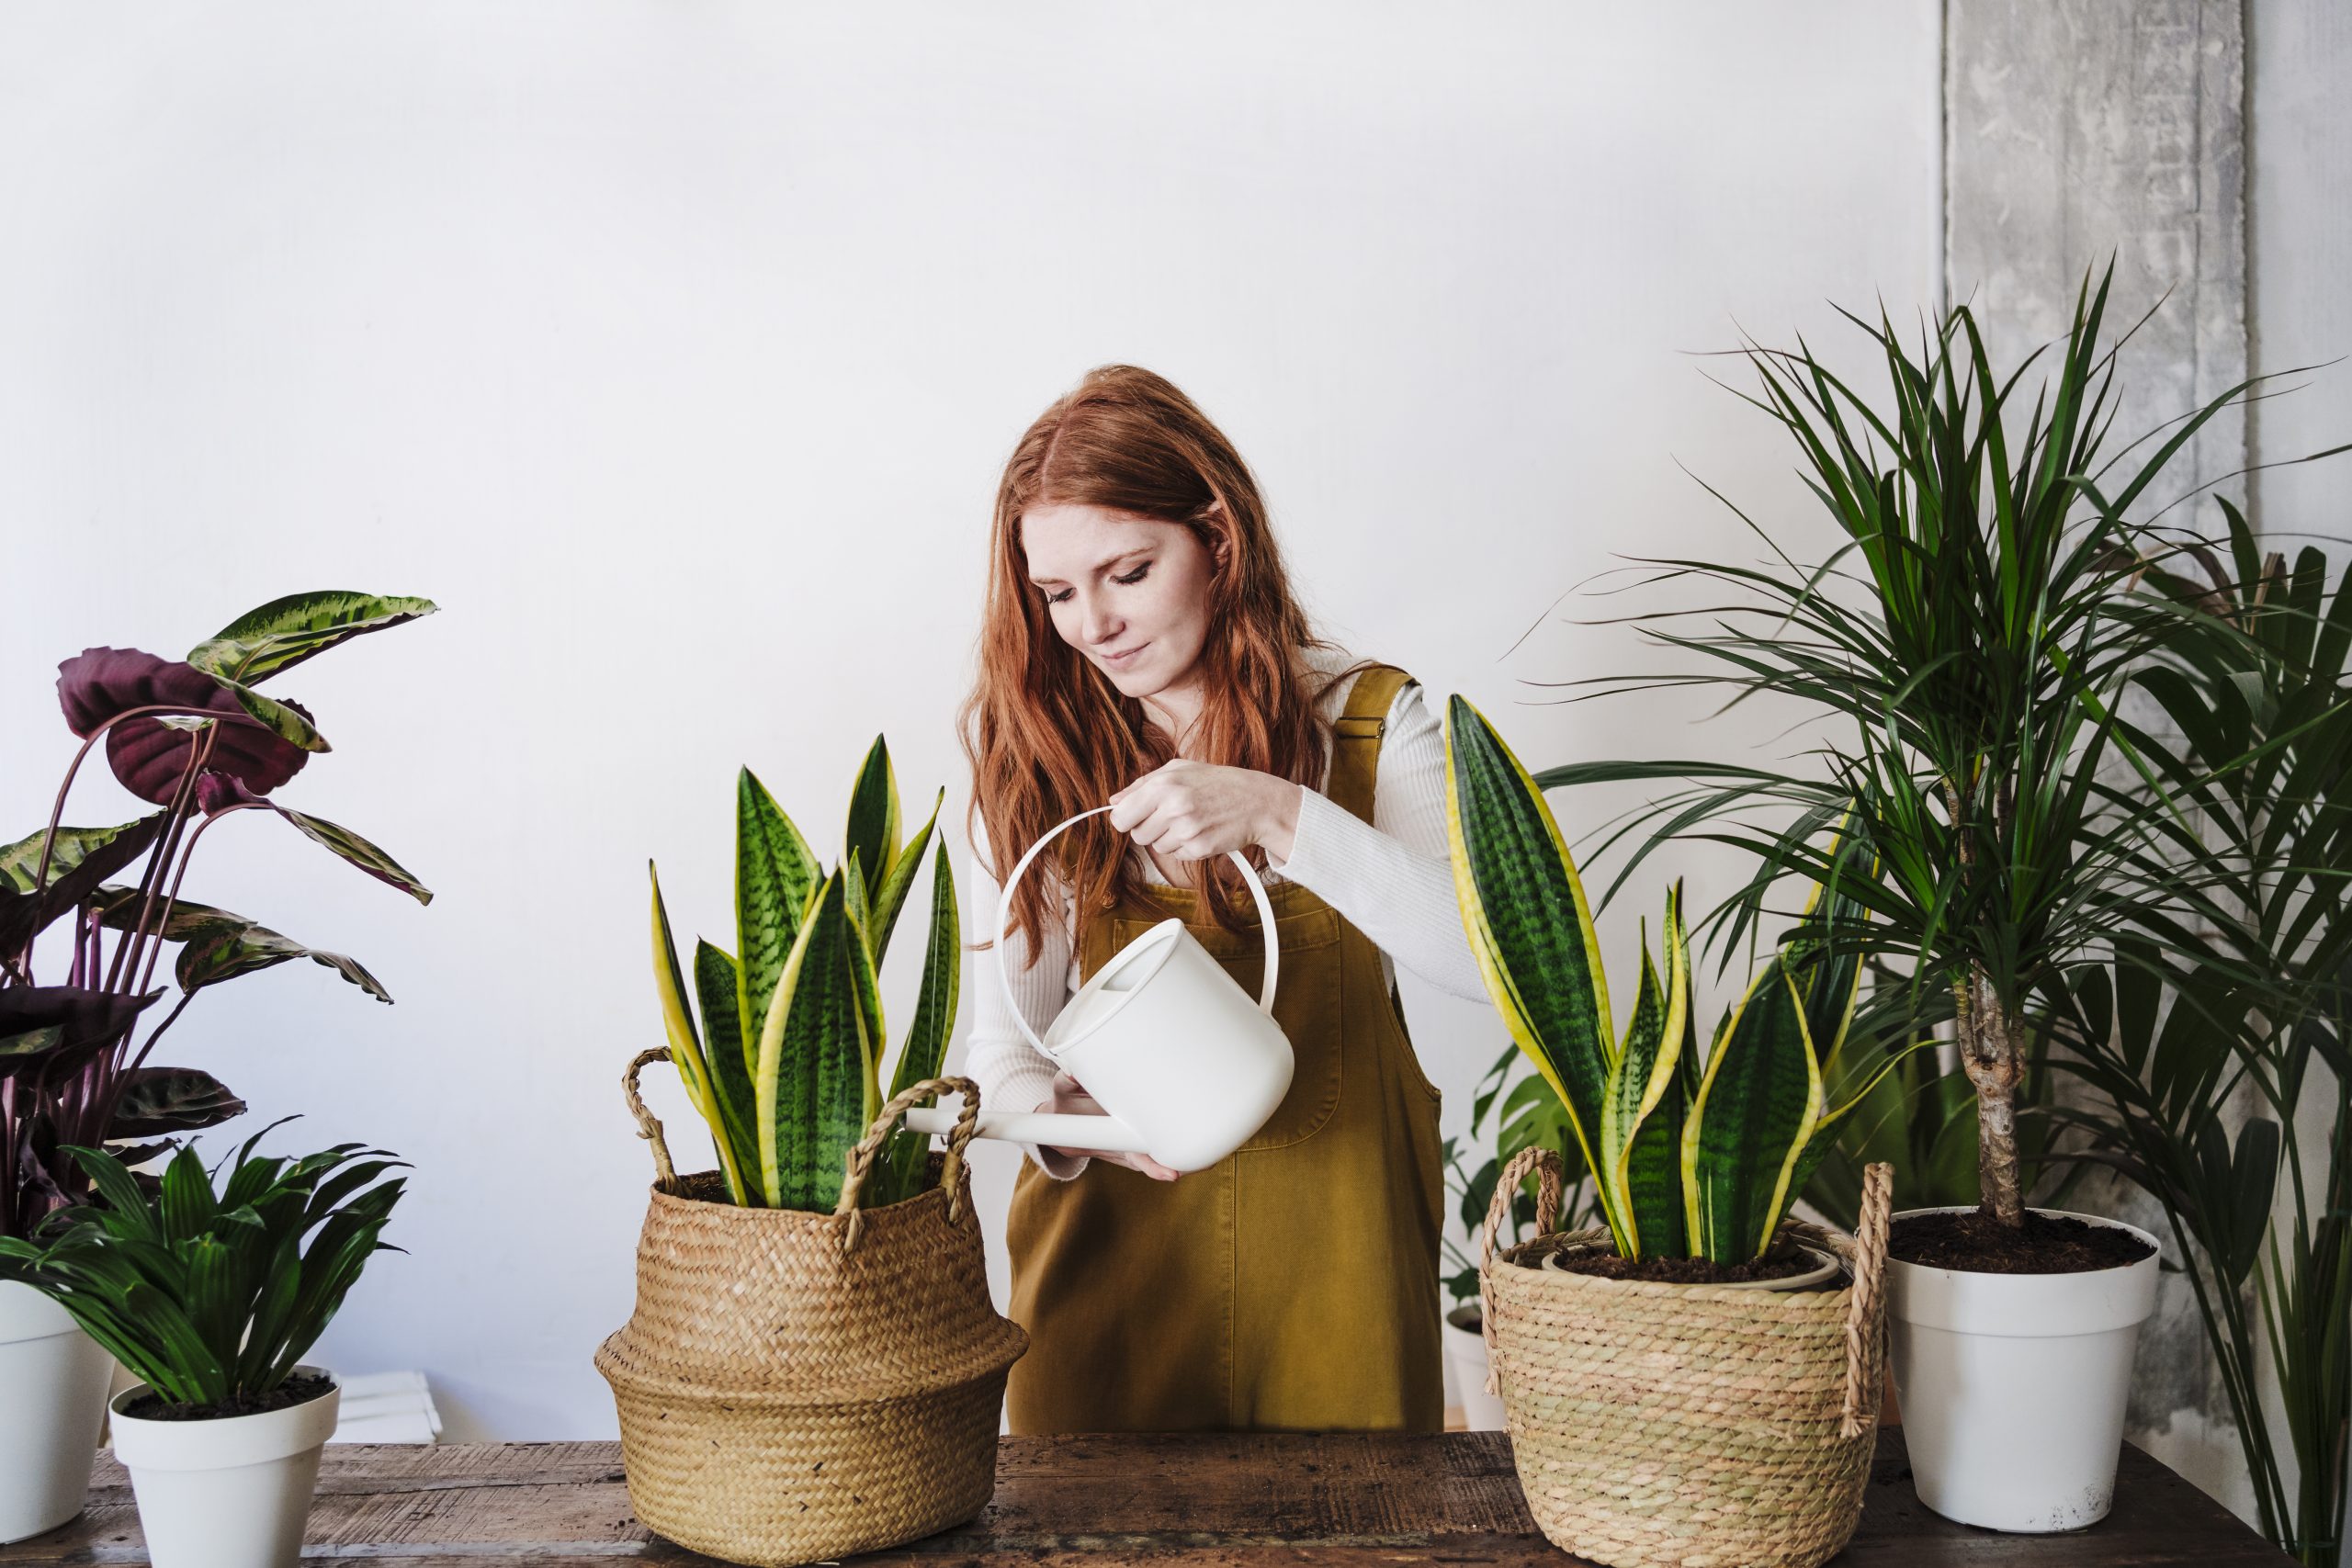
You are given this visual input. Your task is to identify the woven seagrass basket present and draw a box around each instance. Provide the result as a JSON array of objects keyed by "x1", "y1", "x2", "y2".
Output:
[
  {"x1": 595, "y1": 1055, "x2": 1028, "y2": 1567},
  {"x1": 1478, "y1": 1148, "x2": 1893, "y2": 1568}
]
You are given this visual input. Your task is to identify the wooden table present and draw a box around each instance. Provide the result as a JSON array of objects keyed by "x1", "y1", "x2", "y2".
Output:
[{"x1": 2, "y1": 1428, "x2": 2290, "y2": 1565}]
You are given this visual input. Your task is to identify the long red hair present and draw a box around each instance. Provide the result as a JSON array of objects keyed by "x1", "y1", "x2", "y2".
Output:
[{"x1": 962, "y1": 365, "x2": 1357, "y2": 963}]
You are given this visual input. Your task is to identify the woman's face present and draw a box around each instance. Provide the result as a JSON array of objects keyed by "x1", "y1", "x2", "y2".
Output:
[{"x1": 1020, "y1": 503, "x2": 1216, "y2": 703}]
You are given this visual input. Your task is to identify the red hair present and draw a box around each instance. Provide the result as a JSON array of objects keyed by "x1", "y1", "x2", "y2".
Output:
[{"x1": 961, "y1": 365, "x2": 1358, "y2": 962}]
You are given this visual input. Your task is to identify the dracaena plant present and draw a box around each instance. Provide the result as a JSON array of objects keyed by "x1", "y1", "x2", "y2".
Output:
[
  {"x1": 0, "y1": 1128, "x2": 406, "y2": 1415},
  {"x1": 1, "y1": 592, "x2": 436, "y2": 1241},
  {"x1": 1444, "y1": 698, "x2": 1911, "y2": 1263},
  {"x1": 1536, "y1": 266, "x2": 2261, "y2": 1233},
  {"x1": 650, "y1": 738, "x2": 959, "y2": 1213}
]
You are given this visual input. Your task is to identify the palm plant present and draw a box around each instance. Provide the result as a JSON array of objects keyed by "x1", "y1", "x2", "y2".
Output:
[
  {"x1": 2044, "y1": 506, "x2": 2352, "y2": 1565},
  {"x1": 1445, "y1": 697, "x2": 1913, "y2": 1265},
  {"x1": 2, "y1": 592, "x2": 435, "y2": 1241},
  {"x1": 1542, "y1": 267, "x2": 2255, "y2": 1234},
  {"x1": 649, "y1": 739, "x2": 959, "y2": 1213},
  {"x1": 0, "y1": 1128, "x2": 406, "y2": 1416}
]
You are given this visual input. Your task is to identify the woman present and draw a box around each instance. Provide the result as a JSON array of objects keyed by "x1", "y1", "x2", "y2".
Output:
[{"x1": 958, "y1": 365, "x2": 1488, "y2": 1435}]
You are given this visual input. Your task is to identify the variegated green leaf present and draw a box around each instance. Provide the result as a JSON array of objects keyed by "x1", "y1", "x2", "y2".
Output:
[
  {"x1": 842, "y1": 737, "x2": 902, "y2": 899},
  {"x1": 866, "y1": 789, "x2": 942, "y2": 964},
  {"x1": 692, "y1": 940, "x2": 758, "y2": 1181},
  {"x1": 185, "y1": 592, "x2": 438, "y2": 752},
  {"x1": 0, "y1": 819, "x2": 164, "y2": 894},
  {"x1": 754, "y1": 874, "x2": 869, "y2": 1211},
  {"x1": 842, "y1": 854, "x2": 887, "y2": 1128},
  {"x1": 173, "y1": 919, "x2": 390, "y2": 1002},
  {"x1": 650, "y1": 862, "x2": 748, "y2": 1202},
  {"x1": 736, "y1": 769, "x2": 820, "y2": 1066},
  {"x1": 1600, "y1": 887, "x2": 1690, "y2": 1257},
  {"x1": 1683, "y1": 964, "x2": 1824, "y2": 1262},
  {"x1": 263, "y1": 804, "x2": 432, "y2": 905},
  {"x1": 1444, "y1": 697, "x2": 1615, "y2": 1204},
  {"x1": 888, "y1": 841, "x2": 961, "y2": 1104}
]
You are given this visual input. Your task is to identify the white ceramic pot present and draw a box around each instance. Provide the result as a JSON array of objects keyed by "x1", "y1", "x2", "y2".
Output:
[
  {"x1": 0, "y1": 1280, "x2": 115, "y2": 1543},
  {"x1": 108, "y1": 1367, "x2": 341, "y2": 1568},
  {"x1": 1886, "y1": 1206, "x2": 2161, "y2": 1533},
  {"x1": 1442, "y1": 1304, "x2": 1507, "y2": 1431}
]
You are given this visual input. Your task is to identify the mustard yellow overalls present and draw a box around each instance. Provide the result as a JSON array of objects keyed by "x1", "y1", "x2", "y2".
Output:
[{"x1": 1005, "y1": 663, "x2": 1446, "y2": 1433}]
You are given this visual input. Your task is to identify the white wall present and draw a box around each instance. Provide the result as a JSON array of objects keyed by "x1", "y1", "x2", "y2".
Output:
[{"x1": 0, "y1": 2, "x2": 1939, "y2": 1438}]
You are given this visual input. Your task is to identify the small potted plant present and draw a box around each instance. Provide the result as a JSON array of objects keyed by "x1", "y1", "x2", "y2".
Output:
[
  {"x1": 1448, "y1": 697, "x2": 1898, "y2": 1568},
  {"x1": 0, "y1": 1130, "x2": 406, "y2": 1568},
  {"x1": 1, "y1": 591, "x2": 433, "y2": 1543},
  {"x1": 597, "y1": 739, "x2": 1026, "y2": 1567}
]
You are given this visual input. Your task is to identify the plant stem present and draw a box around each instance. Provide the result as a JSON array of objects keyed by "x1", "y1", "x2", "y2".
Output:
[{"x1": 1960, "y1": 965, "x2": 2027, "y2": 1225}]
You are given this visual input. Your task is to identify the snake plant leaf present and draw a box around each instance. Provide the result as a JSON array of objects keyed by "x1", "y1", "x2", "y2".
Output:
[
  {"x1": 173, "y1": 918, "x2": 390, "y2": 1002},
  {"x1": 184, "y1": 592, "x2": 438, "y2": 753},
  {"x1": 650, "y1": 862, "x2": 747, "y2": 1202},
  {"x1": 867, "y1": 789, "x2": 943, "y2": 964},
  {"x1": 754, "y1": 874, "x2": 870, "y2": 1211},
  {"x1": 1600, "y1": 888, "x2": 1691, "y2": 1258},
  {"x1": 842, "y1": 737, "x2": 902, "y2": 906},
  {"x1": 691, "y1": 941, "x2": 758, "y2": 1182},
  {"x1": 110, "y1": 1066, "x2": 247, "y2": 1138},
  {"x1": 888, "y1": 840, "x2": 962, "y2": 1105},
  {"x1": 736, "y1": 769, "x2": 820, "y2": 1066},
  {"x1": 1683, "y1": 963, "x2": 1825, "y2": 1262},
  {"x1": 1444, "y1": 697, "x2": 1615, "y2": 1189},
  {"x1": 841, "y1": 854, "x2": 887, "y2": 1127}
]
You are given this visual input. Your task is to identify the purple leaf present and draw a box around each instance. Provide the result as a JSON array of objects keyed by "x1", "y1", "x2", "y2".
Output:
[
  {"x1": 110, "y1": 1066, "x2": 246, "y2": 1137},
  {"x1": 56, "y1": 649, "x2": 313, "y2": 806}
]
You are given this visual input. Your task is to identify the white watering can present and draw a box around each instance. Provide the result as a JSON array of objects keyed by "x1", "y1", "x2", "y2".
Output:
[{"x1": 901, "y1": 806, "x2": 1294, "y2": 1172}]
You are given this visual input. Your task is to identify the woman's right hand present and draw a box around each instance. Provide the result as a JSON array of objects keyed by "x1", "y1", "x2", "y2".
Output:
[{"x1": 1038, "y1": 1071, "x2": 1182, "y2": 1181}]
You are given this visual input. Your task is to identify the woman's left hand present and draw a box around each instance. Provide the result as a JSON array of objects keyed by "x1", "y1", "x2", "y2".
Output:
[{"x1": 1108, "y1": 760, "x2": 1301, "y2": 863}]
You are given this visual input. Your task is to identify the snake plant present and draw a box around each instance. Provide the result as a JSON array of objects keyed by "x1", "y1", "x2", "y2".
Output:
[
  {"x1": 1445, "y1": 697, "x2": 1912, "y2": 1263},
  {"x1": 648, "y1": 738, "x2": 958, "y2": 1213}
]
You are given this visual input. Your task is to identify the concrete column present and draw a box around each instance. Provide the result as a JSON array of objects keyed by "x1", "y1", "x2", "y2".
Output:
[{"x1": 1944, "y1": 0, "x2": 2253, "y2": 1519}]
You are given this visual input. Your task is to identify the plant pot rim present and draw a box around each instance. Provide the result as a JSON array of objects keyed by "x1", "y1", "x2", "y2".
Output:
[
  {"x1": 649, "y1": 1168, "x2": 956, "y2": 1222},
  {"x1": 107, "y1": 1365, "x2": 341, "y2": 1473},
  {"x1": 1531, "y1": 1237, "x2": 1844, "y2": 1292},
  {"x1": 1888, "y1": 1204, "x2": 2163, "y2": 1276},
  {"x1": 108, "y1": 1367, "x2": 338, "y2": 1426}
]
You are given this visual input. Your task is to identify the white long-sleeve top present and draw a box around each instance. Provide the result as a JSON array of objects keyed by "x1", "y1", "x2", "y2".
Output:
[{"x1": 960, "y1": 649, "x2": 1489, "y2": 1179}]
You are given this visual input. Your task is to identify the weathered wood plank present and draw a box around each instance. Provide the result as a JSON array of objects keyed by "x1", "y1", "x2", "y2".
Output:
[{"x1": 0, "y1": 1431, "x2": 2293, "y2": 1565}]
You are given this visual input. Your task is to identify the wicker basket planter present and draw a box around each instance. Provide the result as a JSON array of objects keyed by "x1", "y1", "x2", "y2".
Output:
[
  {"x1": 596, "y1": 1056, "x2": 1028, "y2": 1567},
  {"x1": 1477, "y1": 1148, "x2": 1894, "y2": 1568}
]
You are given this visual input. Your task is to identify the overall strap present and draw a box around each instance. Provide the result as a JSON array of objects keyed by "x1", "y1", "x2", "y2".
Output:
[{"x1": 1325, "y1": 663, "x2": 1415, "y2": 826}]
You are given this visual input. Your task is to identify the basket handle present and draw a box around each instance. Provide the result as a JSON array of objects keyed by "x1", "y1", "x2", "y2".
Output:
[
  {"x1": 835, "y1": 1076, "x2": 983, "y2": 1253},
  {"x1": 622, "y1": 1047, "x2": 680, "y2": 1192},
  {"x1": 1476, "y1": 1145, "x2": 1564, "y2": 1393},
  {"x1": 1838, "y1": 1161, "x2": 1894, "y2": 1439}
]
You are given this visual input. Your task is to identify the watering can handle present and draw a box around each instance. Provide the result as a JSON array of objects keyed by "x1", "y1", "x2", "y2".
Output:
[{"x1": 995, "y1": 804, "x2": 1280, "y2": 1059}]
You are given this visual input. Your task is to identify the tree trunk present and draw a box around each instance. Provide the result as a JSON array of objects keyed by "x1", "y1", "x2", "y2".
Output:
[{"x1": 1956, "y1": 965, "x2": 2027, "y2": 1227}]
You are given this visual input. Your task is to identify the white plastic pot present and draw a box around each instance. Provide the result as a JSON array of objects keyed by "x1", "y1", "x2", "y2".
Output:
[
  {"x1": 0, "y1": 1281, "x2": 115, "y2": 1543},
  {"x1": 1886, "y1": 1206, "x2": 2161, "y2": 1532},
  {"x1": 1442, "y1": 1304, "x2": 1507, "y2": 1431},
  {"x1": 108, "y1": 1368, "x2": 341, "y2": 1568}
]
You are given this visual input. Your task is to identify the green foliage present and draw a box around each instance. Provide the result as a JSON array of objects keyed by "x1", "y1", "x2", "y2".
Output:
[
  {"x1": 650, "y1": 739, "x2": 958, "y2": 1213},
  {"x1": 2045, "y1": 504, "x2": 2352, "y2": 1566},
  {"x1": 1535, "y1": 265, "x2": 2266, "y2": 1226},
  {"x1": 1445, "y1": 697, "x2": 1912, "y2": 1263},
  {"x1": 0, "y1": 1131, "x2": 405, "y2": 1414}
]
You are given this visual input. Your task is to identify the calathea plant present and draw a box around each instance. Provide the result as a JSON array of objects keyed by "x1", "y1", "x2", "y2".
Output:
[
  {"x1": 1445, "y1": 699, "x2": 1911, "y2": 1264},
  {"x1": 0, "y1": 1126, "x2": 406, "y2": 1416},
  {"x1": 1, "y1": 592, "x2": 435, "y2": 1242},
  {"x1": 650, "y1": 738, "x2": 959, "y2": 1213}
]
